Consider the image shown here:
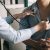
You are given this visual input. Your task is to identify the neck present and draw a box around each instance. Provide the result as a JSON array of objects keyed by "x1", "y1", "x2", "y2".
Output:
[
  {"x1": 37, "y1": 0, "x2": 50, "y2": 8},
  {"x1": 36, "y1": 0, "x2": 50, "y2": 21}
]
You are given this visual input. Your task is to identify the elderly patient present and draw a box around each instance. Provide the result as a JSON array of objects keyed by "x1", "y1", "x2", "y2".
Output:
[{"x1": 19, "y1": 0, "x2": 50, "y2": 50}]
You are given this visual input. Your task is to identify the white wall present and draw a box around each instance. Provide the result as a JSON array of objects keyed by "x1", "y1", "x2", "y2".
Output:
[
  {"x1": 0, "y1": 3, "x2": 7, "y2": 18},
  {"x1": 28, "y1": 0, "x2": 36, "y2": 6},
  {"x1": 5, "y1": 0, "x2": 10, "y2": 5},
  {"x1": 18, "y1": 0, "x2": 24, "y2": 4}
]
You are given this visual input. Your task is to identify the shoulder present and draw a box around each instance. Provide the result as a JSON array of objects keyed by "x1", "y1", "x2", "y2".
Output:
[{"x1": 23, "y1": 2, "x2": 37, "y2": 12}]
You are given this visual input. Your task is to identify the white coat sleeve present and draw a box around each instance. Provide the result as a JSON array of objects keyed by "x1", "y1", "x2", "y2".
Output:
[{"x1": 0, "y1": 17, "x2": 36, "y2": 44}]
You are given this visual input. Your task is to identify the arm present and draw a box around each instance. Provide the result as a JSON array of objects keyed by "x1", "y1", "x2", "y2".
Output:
[{"x1": 0, "y1": 17, "x2": 47, "y2": 44}]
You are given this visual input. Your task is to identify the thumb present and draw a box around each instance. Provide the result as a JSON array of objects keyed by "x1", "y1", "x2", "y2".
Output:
[{"x1": 46, "y1": 21, "x2": 50, "y2": 30}]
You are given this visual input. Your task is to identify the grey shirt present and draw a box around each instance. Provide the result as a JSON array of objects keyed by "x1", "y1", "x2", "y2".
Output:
[{"x1": 20, "y1": 2, "x2": 50, "y2": 40}]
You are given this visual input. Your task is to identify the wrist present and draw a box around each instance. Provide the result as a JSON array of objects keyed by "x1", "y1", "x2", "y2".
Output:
[
  {"x1": 30, "y1": 25, "x2": 40, "y2": 34},
  {"x1": 34, "y1": 24, "x2": 41, "y2": 32},
  {"x1": 37, "y1": 22, "x2": 46, "y2": 31},
  {"x1": 34, "y1": 22, "x2": 46, "y2": 31}
]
